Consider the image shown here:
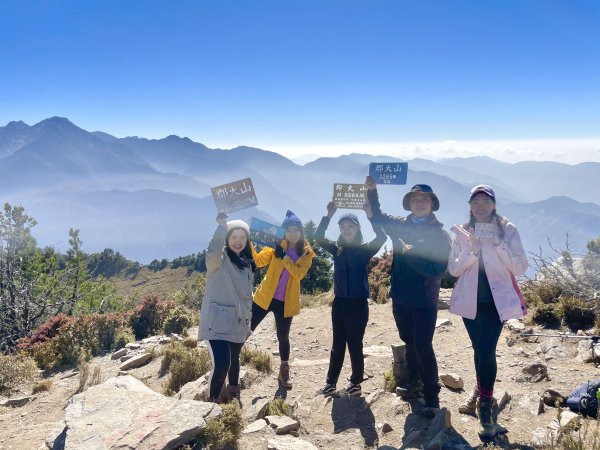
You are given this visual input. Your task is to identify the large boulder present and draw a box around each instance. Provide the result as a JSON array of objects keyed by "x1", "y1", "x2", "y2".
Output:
[{"x1": 59, "y1": 375, "x2": 220, "y2": 450}]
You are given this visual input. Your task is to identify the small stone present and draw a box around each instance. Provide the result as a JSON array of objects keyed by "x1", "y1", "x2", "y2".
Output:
[
  {"x1": 542, "y1": 389, "x2": 567, "y2": 407},
  {"x1": 559, "y1": 411, "x2": 580, "y2": 429},
  {"x1": 435, "y1": 318, "x2": 452, "y2": 328},
  {"x1": 265, "y1": 415, "x2": 301, "y2": 435},
  {"x1": 519, "y1": 392, "x2": 544, "y2": 416},
  {"x1": 119, "y1": 352, "x2": 153, "y2": 370},
  {"x1": 243, "y1": 419, "x2": 268, "y2": 434},
  {"x1": 365, "y1": 389, "x2": 382, "y2": 405},
  {"x1": 439, "y1": 373, "x2": 464, "y2": 390},
  {"x1": 382, "y1": 422, "x2": 393, "y2": 433},
  {"x1": 125, "y1": 343, "x2": 140, "y2": 350},
  {"x1": 243, "y1": 397, "x2": 270, "y2": 422},
  {"x1": 506, "y1": 319, "x2": 525, "y2": 331},
  {"x1": 111, "y1": 348, "x2": 127, "y2": 360}
]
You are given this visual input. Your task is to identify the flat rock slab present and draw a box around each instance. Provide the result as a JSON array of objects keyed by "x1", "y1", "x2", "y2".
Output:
[
  {"x1": 119, "y1": 352, "x2": 153, "y2": 370},
  {"x1": 265, "y1": 415, "x2": 300, "y2": 434},
  {"x1": 243, "y1": 419, "x2": 268, "y2": 434},
  {"x1": 435, "y1": 318, "x2": 452, "y2": 328},
  {"x1": 62, "y1": 375, "x2": 221, "y2": 450},
  {"x1": 268, "y1": 436, "x2": 318, "y2": 450},
  {"x1": 111, "y1": 348, "x2": 127, "y2": 360}
]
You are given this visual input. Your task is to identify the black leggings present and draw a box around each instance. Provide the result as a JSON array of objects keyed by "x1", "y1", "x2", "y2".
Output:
[
  {"x1": 207, "y1": 340, "x2": 243, "y2": 399},
  {"x1": 462, "y1": 302, "x2": 504, "y2": 397},
  {"x1": 251, "y1": 300, "x2": 293, "y2": 361},
  {"x1": 392, "y1": 302, "x2": 440, "y2": 402},
  {"x1": 326, "y1": 297, "x2": 369, "y2": 385}
]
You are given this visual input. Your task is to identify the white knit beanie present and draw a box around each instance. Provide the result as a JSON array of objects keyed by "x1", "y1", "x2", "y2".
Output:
[{"x1": 226, "y1": 219, "x2": 250, "y2": 233}]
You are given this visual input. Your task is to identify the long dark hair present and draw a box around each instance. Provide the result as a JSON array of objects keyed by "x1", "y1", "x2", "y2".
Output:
[
  {"x1": 285, "y1": 227, "x2": 306, "y2": 255},
  {"x1": 225, "y1": 228, "x2": 256, "y2": 272}
]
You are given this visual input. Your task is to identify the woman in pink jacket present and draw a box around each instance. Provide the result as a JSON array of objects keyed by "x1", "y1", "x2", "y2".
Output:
[{"x1": 448, "y1": 185, "x2": 527, "y2": 440}]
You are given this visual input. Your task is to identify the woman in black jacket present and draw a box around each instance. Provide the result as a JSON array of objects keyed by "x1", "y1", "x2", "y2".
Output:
[{"x1": 315, "y1": 201, "x2": 386, "y2": 397}]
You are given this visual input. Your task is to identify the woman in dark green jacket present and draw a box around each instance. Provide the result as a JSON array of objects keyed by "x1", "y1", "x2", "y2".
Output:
[{"x1": 315, "y1": 201, "x2": 386, "y2": 397}]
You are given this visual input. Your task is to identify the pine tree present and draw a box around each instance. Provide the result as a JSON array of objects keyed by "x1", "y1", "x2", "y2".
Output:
[{"x1": 301, "y1": 219, "x2": 333, "y2": 294}]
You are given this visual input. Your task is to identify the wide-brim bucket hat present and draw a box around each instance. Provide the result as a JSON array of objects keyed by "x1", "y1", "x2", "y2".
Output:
[{"x1": 402, "y1": 184, "x2": 440, "y2": 211}]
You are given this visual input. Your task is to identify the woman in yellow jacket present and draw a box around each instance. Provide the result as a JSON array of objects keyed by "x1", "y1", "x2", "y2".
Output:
[{"x1": 251, "y1": 210, "x2": 315, "y2": 389}]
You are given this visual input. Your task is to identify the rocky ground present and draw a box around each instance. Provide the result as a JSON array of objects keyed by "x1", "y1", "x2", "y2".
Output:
[{"x1": 1, "y1": 291, "x2": 600, "y2": 449}]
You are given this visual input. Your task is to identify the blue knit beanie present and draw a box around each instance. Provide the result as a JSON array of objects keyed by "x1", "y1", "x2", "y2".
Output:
[{"x1": 281, "y1": 210, "x2": 303, "y2": 229}]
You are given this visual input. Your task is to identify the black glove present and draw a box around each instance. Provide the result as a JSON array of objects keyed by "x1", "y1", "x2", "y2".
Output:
[{"x1": 274, "y1": 245, "x2": 286, "y2": 259}]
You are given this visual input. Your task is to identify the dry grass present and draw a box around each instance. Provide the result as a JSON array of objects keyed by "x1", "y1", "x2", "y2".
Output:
[
  {"x1": 266, "y1": 398, "x2": 295, "y2": 418},
  {"x1": 160, "y1": 342, "x2": 210, "y2": 395},
  {"x1": 301, "y1": 291, "x2": 334, "y2": 308},
  {"x1": 0, "y1": 354, "x2": 37, "y2": 394},
  {"x1": 240, "y1": 345, "x2": 272, "y2": 373},
  {"x1": 32, "y1": 379, "x2": 53, "y2": 394}
]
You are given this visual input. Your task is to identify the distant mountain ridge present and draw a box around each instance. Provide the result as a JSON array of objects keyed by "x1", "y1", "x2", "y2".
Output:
[{"x1": 1, "y1": 117, "x2": 598, "y2": 264}]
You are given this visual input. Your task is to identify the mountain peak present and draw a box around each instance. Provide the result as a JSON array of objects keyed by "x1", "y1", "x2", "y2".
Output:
[{"x1": 5, "y1": 120, "x2": 29, "y2": 129}]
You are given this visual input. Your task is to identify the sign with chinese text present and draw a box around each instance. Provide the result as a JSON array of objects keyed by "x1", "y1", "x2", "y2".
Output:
[
  {"x1": 332, "y1": 183, "x2": 368, "y2": 210},
  {"x1": 249, "y1": 217, "x2": 284, "y2": 248},
  {"x1": 211, "y1": 177, "x2": 258, "y2": 213},
  {"x1": 475, "y1": 223, "x2": 495, "y2": 240},
  {"x1": 369, "y1": 162, "x2": 408, "y2": 185}
]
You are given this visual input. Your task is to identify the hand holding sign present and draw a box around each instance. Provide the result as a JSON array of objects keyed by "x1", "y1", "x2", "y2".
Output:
[
  {"x1": 326, "y1": 201, "x2": 337, "y2": 219},
  {"x1": 216, "y1": 212, "x2": 228, "y2": 228}
]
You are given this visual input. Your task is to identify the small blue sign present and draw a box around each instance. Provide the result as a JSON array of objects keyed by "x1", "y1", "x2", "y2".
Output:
[
  {"x1": 369, "y1": 162, "x2": 408, "y2": 185},
  {"x1": 249, "y1": 217, "x2": 285, "y2": 248}
]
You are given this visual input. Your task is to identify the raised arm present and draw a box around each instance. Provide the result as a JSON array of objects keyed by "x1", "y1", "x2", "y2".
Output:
[
  {"x1": 315, "y1": 202, "x2": 339, "y2": 256},
  {"x1": 205, "y1": 215, "x2": 228, "y2": 273},
  {"x1": 365, "y1": 176, "x2": 404, "y2": 234}
]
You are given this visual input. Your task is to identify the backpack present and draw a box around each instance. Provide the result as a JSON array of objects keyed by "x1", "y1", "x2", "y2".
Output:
[{"x1": 566, "y1": 379, "x2": 600, "y2": 417}]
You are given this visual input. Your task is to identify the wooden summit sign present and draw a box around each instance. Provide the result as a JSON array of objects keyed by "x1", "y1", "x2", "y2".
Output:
[
  {"x1": 211, "y1": 177, "x2": 258, "y2": 213},
  {"x1": 332, "y1": 183, "x2": 368, "y2": 210}
]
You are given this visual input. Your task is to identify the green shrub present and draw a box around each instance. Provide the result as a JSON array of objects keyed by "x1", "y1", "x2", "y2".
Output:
[
  {"x1": 522, "y1": 280, "x2": 564, "y2": 306},
  {"x1": 198, "y1": 403, "x2": 243, "y2": 449},
  {"x1": 368, "y1": 251, "x2": 392, "y2": 304},
  {"x1": 163, "y1": 305, "x2": 193, "y2": 336},
  {"x1": 130, "y1": 294, "x2": 174, "y2": 339},
  {"x1": 532, "y1": 303, "x2": 562, "y2": 329},
  {"x1": 28, "y1": 313, "x2": 127, "y2": 369},
  {"x1": 240, "y1": 345, "x2": 272, "y2": 373},
  {"x1": 32, "y1": 379, "x2": 53, "y2": 394},
  {"x1": 113, "y1": 327, "x2": 135, "y2": 350},
  {"x1": 266, "y1": 398, "x2": 294, "y2": 418},
  {"x1": 383, "y1": 369, "x2": 397, "y2": 393},
  {"x1": 560, "y1": 297, "x2": 596, "y2": 332},
  {"x1": 0, "y1": 354, "x2": 37, "y2": 394}
]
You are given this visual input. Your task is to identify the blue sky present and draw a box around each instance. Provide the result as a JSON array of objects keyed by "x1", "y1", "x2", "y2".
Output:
[{"x1": 1, "y1": 0, "x2": 599, "y2": 163}]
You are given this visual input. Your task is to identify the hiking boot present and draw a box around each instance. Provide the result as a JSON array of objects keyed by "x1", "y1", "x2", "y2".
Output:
[
  {"x1": 478, "y1": 397, "x2": 496, "y2": 439},
  {"x1": 225, "y1": 384, "x2": 241, "y2": 403},
  {"x1": 317, "y1": 383, "x2": 337, "y2": 397},
  {"x1": 343, "y1": 382, "x2": 362, "y2": 397},
  {"x1": 396, "y1": 380, "x2": 422, "y2": 398},
  {"x1": 278, "y1": 361, "x2": 292, "y2": 389},
  {"x1": 458, "y1": 387, "x2": 479, "y2": 416},
  {"x1": 421, "y1": 397, "x2": 440, "y2": 418}
]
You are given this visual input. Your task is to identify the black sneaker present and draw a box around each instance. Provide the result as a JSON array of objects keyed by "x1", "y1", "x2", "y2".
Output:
[
  {"x1": 317, "y1": 383, "x2": 337, "y2": 397},
  {"x1": 344, "y1": 382, "x2": 362, "y2": 397}
]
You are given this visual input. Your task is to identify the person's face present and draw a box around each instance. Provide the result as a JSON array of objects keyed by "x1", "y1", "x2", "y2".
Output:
[
  {"x1": 409, "y1": 193, "x2": 433, "y2": 218},
  {"x1": 339, "y1": 220, "x2": 359, "y2": 242},
  {"x1": 285, "y1": 225, "x2": 302, "y2": 244},
  {"x1": 470, "y1": 193, "x2": 495, "y2": 222},
  {"x1": 227, "y1": 229, "x2": 247, "y2": 255}
]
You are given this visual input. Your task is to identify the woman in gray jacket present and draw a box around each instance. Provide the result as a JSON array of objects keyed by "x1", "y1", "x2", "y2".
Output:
[{"x1": 199, "y1": 213, "x2": 256, "y2": 403}]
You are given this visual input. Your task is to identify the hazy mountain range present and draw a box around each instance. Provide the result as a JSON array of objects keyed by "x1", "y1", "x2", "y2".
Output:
[{"x1": 1, "y1": 117, "x2": 599, "y2": 266}]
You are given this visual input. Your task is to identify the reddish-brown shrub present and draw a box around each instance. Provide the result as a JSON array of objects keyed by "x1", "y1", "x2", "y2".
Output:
[{"x1": 130, "y1": 294, "x2": 174, "y2": 339}]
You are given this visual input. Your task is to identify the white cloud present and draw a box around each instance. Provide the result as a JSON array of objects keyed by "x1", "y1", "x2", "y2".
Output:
[{"x1": 268, "y1": 138, "x2": 600, "y2": 164}]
